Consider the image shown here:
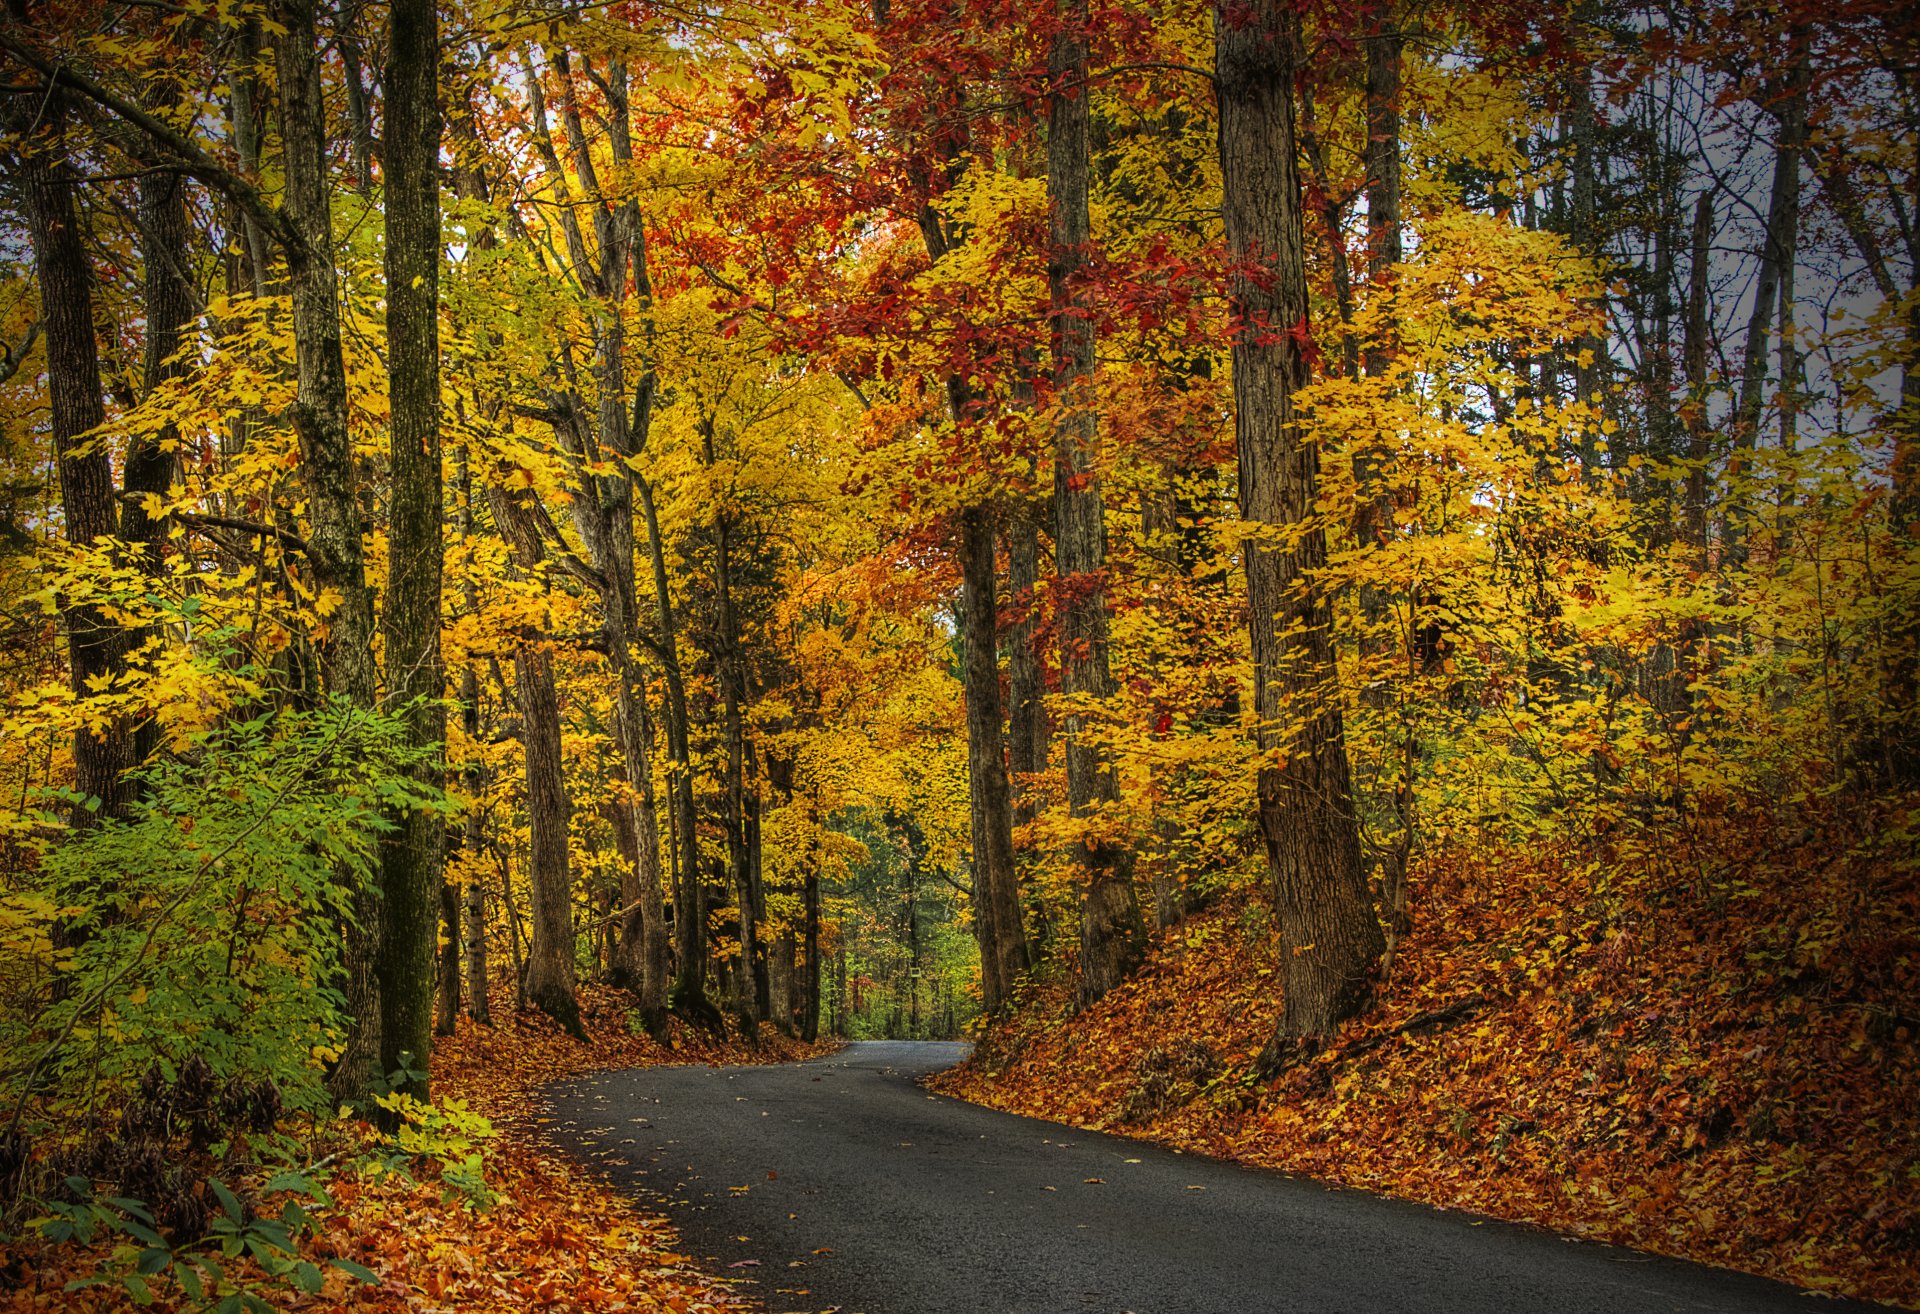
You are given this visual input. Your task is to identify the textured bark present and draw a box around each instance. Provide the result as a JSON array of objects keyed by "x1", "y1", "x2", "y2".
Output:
[
  {"x1": 14, "y1": 105, "x2": 134, "y2": 825},
  {"x1": 1353, "y1": 0, "x2": 1404, "y2": 565},
  {"x1": 1049, "y1": 0, "x2": 1141, "y2": 1004},
  {"x1": 522, "y1": 50, "x2": 673, "y2": 1035},
  {"x1": 515, "y1": 643, "x2": 585, "y2": 1039},
  {"x1": 267, "y1": 0, "x2": 384, "y2": 1097},
  {"x1": 1727, "y1": 56, "x2": 1809, "y2": 560},
  {"x1": 711, "y1": 498, "x2": 762, "y2": 1030},
  {"x1": 434, "y1": 879, "x2": 460, "y2": 1037},
  {"x1": 1681, "y1": 191, "x2": 1715, "y2": 561},
  {"x1": 638, "y1": 474, "x2": 715, "y2": 1026},
  {"x1": 126, "y1": 165, "x2": 191, "y2": 715},
  {"x1": 1004, "y1": 510, "x2": 1049, "y2": 829},
  {"x1": 464, "y1": 865, "x2": 490, "y2": 1025},
  {"x1": 1362, "y1": 6, "x2": 1404, "y2": 295},
  {"x1": 1215, "y1": 0, "x2": 1384, "y2": 1058},
  {"x1": 802, "y1": 864, "x2": 821, "y2": 1043},
  {"x1": 376, "y1": 0, "x2": 446, "y2": 1098},
  {"x1": 959, "y1": 505, "x2": 1029, "y2": 1011},
  {"x1": 769, "y1": 926, "x2": 797, "y2": 1036},
  {"x1": 452, "y1": 443, "x2": 492, "y2": 1027}
]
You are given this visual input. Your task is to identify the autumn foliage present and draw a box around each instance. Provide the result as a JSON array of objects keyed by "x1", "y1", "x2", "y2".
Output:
[{"x1": 1, "y1": 0, "x2": 1917, "y2": 1307}]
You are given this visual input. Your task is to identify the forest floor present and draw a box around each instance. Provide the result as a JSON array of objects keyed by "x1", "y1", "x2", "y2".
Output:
[
  {"x1": 3, "y1": 986, "x2": 831, "y2": 1313},
  {"x1": 933, "y1": 810, "x2": 1920, "y2": 1310}
]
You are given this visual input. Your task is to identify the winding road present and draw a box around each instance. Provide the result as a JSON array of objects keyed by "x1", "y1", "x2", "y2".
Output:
[{"x1": 542, "y1": 1040, "x2": 1882, "y2": 1314}]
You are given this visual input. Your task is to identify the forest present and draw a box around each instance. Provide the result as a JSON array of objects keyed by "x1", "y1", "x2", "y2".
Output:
[{"x1": 0, "y1": 0, "x2": 1914, "y2": 1309}]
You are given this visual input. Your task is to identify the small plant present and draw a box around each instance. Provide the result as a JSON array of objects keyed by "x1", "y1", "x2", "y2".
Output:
[
  {"x1": 366, "y1": 1086, "x2": 498, "y2": 1210},
  {"x1": 31, "y1": 1170, "x2": 376, "y2": 1312}
]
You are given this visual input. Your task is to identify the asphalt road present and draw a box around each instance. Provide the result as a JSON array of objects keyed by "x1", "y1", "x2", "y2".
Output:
[{"x1": 542, "y1": 1040, "x2": 1883, "y2": 1314}]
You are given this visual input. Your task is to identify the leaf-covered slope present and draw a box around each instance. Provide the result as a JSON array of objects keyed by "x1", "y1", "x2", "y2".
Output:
[{"x1": 934, "y1": 820, "x2": 1920, "y2": 1308}]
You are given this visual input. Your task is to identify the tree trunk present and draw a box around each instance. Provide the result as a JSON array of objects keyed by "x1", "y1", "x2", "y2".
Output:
[
  {"x1": 1727, "y1": 54, "x2": 1810, "y2": 561},
  {"x1": 375, "y1": 0, "x2": 445, "y2": 1099},
  {"x1": 15, "y1": 102, "x2": 134, "y2": 826},
  {"x1": 1353, "y1": 0, "x2": 1404, "y2": 565},
  {"x1": 434, "y1": 879, "x2": 460, "y2": 1036},
  {"x1": 515, "y1": 642, "x2": 585, "y2": 1039},
  {"x1": 126, "y1": 162, "x2": 191, "y2": 762},
  {"x1": 769, "y1": 926, "x2": 796, "y2": 1036},
  {"x1": 709, "y1": 497, "x2": 762, "y2": 1032},
  {"x1": 268, "y1": 0, "x2": 384, "y2": 1100},
  {"x1": 557, "y1": 50, "x2": 673, "y2": 1038},
  {"x1": 802, "y1": 862, "x2": 821, "y2": 1043},
  {"x1": 1005, "y1": 509, "x2": 1048, "y2": 829},
  {"x1": 1215, "y1": 0, "x2": 1385, "y2": 1061},
  {"x1": 637, "y1": 475, "x2": 715, "y2": 1026},
  {"x1": 1681, "y1": 190, "x2": 1715, "y2": 560},
  {"x1": 958, "y1": 505, "x2": 1029, "y2": 1011},
  {"x1": 1049, "y1": 0, "x2": 1141, "y2": 1005}
]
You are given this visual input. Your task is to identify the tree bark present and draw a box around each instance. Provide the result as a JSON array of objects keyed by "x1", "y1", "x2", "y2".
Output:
[
  {"x1": 1353, "y1": 0, "x2": 1404, "y2": 565},
  {"x1": 1004, "y1": 509, "x2": 1048, "y2": 830},
  {"x1": 14, "y1": 99, "x2": 135, "y2": 825},
  {"x1": 958, "y1": 505, "x2": 1029, "y2": 1010},
  {"x1": 637, "y1": 474, "x2": 715, "y2": 1025},
  {"x1": 375, "y1": 0, "x2": 446, "y2": 1099},
  {"x1": 802, "y1": 860, "x2": 821, "y2": 1042},
  {"x1": 1049, "y1": 0, "x2": 1141, "y2": 1005},
  {"x1": 518, "y1": 49, "x2": 674, "y2": 1035},
  {"x1": 1681, "y1": 190, "x2": 1715, "y2": 560},
  {"x1": 1727, "y1": 53, "x2": 1810, "y2": 560},
  {"x1": 514, "y1": 642, "x2": 585, "y2": 1039},
  {"x1": 1215, "y1": 0, "x2": 1385, "y2": 1060},
  {"x1": 769, "y1": 926, "x2": 796, "y2": 1035},
  {"x1": 434, "y1": 878, "x2": 460, "y2": 1036},
  {"x1": 264, "y1": 0, "x2": 385, "y2": 1098},
  {"x1": 126, "y1": 163, "x2": 191, "y2": 772}
]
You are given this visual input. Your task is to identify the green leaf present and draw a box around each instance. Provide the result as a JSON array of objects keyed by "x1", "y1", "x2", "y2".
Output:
[
  {"x1": 104, "y1": 1197, "x2": 156, "y2": 1224},
  {"x1": 293, "y1": 1260, "x2": 324, "y2": 1294},
  {"x1": 135, "y1": 1246, "x2": 172, "y2": 1275},
  {"x1": 210, "y1": 1179, "x2": 243, "y2": 1225},
  {"x1": 120, "y1": 1273, "x2": 153, "y2": 1306},
  {"x1": 330, "y1": 1257, "x2": 378, "y2": 1284}
]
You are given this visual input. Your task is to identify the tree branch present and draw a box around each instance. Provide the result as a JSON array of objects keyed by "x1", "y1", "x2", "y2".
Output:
[{"x1": 0, "y1": 32, "x2": 304, "y2": 259}]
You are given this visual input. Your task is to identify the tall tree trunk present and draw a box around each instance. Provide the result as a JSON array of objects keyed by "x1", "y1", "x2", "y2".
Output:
[
  {"x1": 769, "y1": 926, "x2": 796, "y2": 1036},
  {"x1": 1215, "y1": 0, "x2": 1385, "y2": 1062},
  {"x1": 1727, "y1": 55, "x2": 1810, "y2": 561},
  {"x1": 14, "y1": 100, "x2": 134, "y2": 825},
  {"x1": 434, "y1": 879, "x2": 460, "y2": 1036},
  {"x1": 267, "y1": 0, "x2": 383, "y2": 1099},
  {"x1": 1680, "y1": 191, "x2": 1716, "y2": 558},
  {"x1": 126, "y1": 163, "x2": 191, "y2": 766},
  {"x1": 458, "y1": 444, "x2": 492, "y2": 1027},
  {"x1": 711, "y1": 502, "x2": 762, "y2": 1030},
  {"x1": 1004, "y1": 509, "x2": 1048, "y2": 830},
  {"x1": 802, "y1": 853, "x2": 821, "y2": 1043},
  {"x1": 1352, "y1": 0, "x2": 1403, "y2": 569},
  {"x1": 1049, "y1": 0, "x2": 1141, "y2": 1005},
  {"x1": 958, "y1": 505, "x2": 1029, "y2": 1010},
  {"x1": 637, "y1": 475, "x2": 714, "y2": 1025},
  {"x1": 548, "y1": 49, "x2": 672, "y2": 1037},
  {"x1": 376, "y1": 0, "x2": 445, "y2": 1099},
  {"x1": 515, "y1": 643, "x2": 586, "y2": 1039}
]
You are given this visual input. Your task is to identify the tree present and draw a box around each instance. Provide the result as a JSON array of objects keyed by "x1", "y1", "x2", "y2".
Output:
[
  {"x1": 378, "y1": 0, "x2": 448, "y2": 1098},
  {"x1": 1214, "y1": 0, "x2": 1384, "y2": 1061},
  {"x1": 1047, "y1": 0, "x2": 1142, "y2": 1002}
]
